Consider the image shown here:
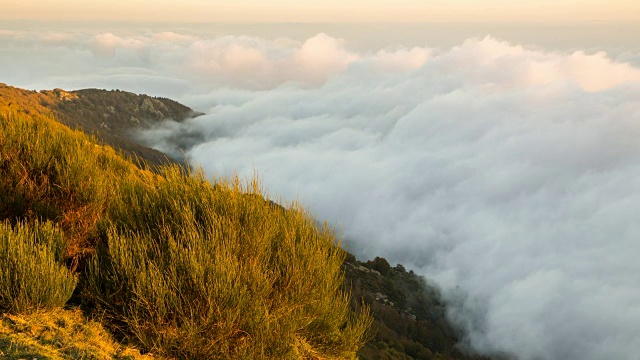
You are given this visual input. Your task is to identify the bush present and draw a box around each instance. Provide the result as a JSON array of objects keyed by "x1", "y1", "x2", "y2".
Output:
[
  {"x1": 0, "y1": 111, "x2": 148, "y2": 258},
  {"x1": 85, "y1": 167, "x2": 371, "y2": 359},
  {"x1": 0, "y1": 221, "x2": 76, "y2": 313},
  {"x1": 368, "y1": 257, "x2": 392, "y2": 276}
]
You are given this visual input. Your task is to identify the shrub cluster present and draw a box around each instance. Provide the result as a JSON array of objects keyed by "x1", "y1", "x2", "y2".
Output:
[
  {"x1": 0, "y1": 111, "x2": 144, "y2": 258},
  {"x1": 0, "y1": 220, "x2": 76, "y2": 313},
  {"x1": 86, "y1": 167, "x2": 371, "y2": 358},
  {"x1": 0, "y1": 110, "x2": 371, "y2": 359}
]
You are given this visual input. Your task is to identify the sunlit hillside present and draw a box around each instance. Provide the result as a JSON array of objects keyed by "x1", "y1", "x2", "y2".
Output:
[{"x1": 0, "y1": 91, "x2": 371, "y2": 358}]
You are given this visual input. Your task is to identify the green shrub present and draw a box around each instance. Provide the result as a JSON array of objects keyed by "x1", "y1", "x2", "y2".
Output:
[
  {"x1": 0, "y1": 111, "x2": 154, "y2": 258},
  {"x1": 86, "y1": 167, "x2": 371, "y2": 359},
  {"x1": 0, "y1": 221, "x2": 77, "y2": 313},
  {"x1": 368, "y1": 257, "x2": 392, "y2": 276}
]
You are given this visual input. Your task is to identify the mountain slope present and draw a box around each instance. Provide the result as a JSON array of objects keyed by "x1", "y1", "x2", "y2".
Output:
[
  {"x1": 344, "y1": 256, "x2": 492, "y2": 360},
  {"x1": 0, "y1": 83, "x2": 201, "y2": 165}
]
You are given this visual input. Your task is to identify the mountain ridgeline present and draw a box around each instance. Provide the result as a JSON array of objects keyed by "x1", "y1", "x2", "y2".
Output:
[
  {"x1": 0, "y1": 83, "x2": 491, "y2": 360},
  {"x1": 0, "y1": 83, "x2": 200, "y2": 165}
]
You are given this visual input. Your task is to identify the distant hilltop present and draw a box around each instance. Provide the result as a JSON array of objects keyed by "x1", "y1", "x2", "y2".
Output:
[{"x1": 0, "y1": 83, "x2": 202, "y2": 166}]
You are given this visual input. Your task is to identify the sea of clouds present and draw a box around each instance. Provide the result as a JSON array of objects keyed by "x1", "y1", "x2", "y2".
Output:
[{"x1": 2, "y1": 28, "x2": 640, "y2": 360}]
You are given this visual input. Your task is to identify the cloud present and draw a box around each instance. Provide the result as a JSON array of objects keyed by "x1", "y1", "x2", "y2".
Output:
[
  {"x1": 184, "y1": 33, "x2": 359, "y2": 89},
  {"x1": 186, "y1": 36, "x2": 280, "y2": 88},
  {"x1": 144, "y1": 36, "x2": 640, "y2": 360},
  {"x1": 90, "y1": 33, "x2": 146, "y2": 58},
  {"x1": 292, "y1": 33, "x2": 359, "y2": 83},
  {"x1": 0, "y1": 30, "x2": 362, "y2": 91},
  {"x1": 370, "y1": 47, "x2": 431, "y2": 72},
  {"x1": 2, "y1": 28, "x2": 640, "y2": 360},
  {"x1": 151, "y1": 31, "x2": 195, "y2": 44}
]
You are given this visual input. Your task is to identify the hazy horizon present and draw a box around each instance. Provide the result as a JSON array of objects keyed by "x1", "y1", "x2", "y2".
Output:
[
  {"x1": 3, "y1": 20, "x2": 640, "y2": 56},
  {"x1": 2, "y1": 0, "x2": 639, "y2": 22}
]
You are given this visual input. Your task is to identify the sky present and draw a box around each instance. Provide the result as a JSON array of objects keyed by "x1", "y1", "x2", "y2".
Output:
[
  {"x1": 2, "y1": 0, "x2": 640, "y2": 22},
  {"x1": 2, "y1": 3, "x2": 640, "y2": 360}
]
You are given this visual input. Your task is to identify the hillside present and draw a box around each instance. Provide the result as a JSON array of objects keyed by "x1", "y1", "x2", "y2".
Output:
[
  {"x1": 0, "y1": 83, "x2": 200, "y2": 166},
  {"x1": 0, "y1": 84, "x2": 489, "y2": 360},
  {"x1": 344, "y1": 256, "x2": 492, "y2": 360}
]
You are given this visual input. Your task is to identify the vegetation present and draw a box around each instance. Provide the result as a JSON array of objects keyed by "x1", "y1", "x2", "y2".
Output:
[
  {"x1": 0, "y1": 310, "x2": 151, "y2": 359},
  {"x1": 0, "y1": 221, "x2": 76, "y2": 314},
  {"x1": 0, "y1": 110, "x2": 145, "y2": 259},
  {"x1": 344, "y1": 257, "x2": 492, "y2": 360},
  {"x1": 0, "y1": 82, "x2": 199, "y2": 166},
  {"x1": 0, "y1": 93, "x2": 371, "y2": 358},
  {"x1": 85, "y1": 167, "x2": 371, "y2": 359}
]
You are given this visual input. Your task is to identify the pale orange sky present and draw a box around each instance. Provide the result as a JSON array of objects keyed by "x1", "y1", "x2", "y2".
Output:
[{"x1": 1, "y1": 0, "x2": 639, "y2": 23}]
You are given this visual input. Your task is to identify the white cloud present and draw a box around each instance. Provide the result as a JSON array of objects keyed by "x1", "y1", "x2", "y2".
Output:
[
  {"x1": 370, "y1": 47, "x2": 431, "y2": 72},
  {"x1": 292, "y1": 33, "x2": 359, "y2": 84},
  {"x1": 150, "y1": 36, "x2": 640, "y2": 360},
  {"x1": 2, "y1": 29, "x2": 640, "y2": 360},
  {"x1": 184, "y1": 33, "x2": 359, "y2": 89},
  {"x1": 151, "y1": 31, "x2": 195, "y2": 44},
  {"x1": 90, "y1": 33, "x2": 147, "y2": 58}
]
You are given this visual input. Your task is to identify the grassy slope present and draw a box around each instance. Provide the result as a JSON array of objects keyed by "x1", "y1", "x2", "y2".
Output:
[
  {"x1": 0, "y1": 101, "x2": 161, "y2": 358},
  {"x1": 0, "y1": 90, "x2": 370, "y2": 358}
]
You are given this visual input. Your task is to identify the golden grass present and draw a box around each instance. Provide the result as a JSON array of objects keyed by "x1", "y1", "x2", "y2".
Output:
[
  {"x1": 0, "y1": 110, "x2": 158, "y2": 261},
  {"x1": 0, "y1": 309, "x2": 153, "y2": 359}
]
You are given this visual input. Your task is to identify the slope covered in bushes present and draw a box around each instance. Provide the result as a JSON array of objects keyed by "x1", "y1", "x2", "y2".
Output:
[
  {"x1": 0, "y1": 104, "x2": 371, "y2": 358},
  {"x1": 344, "y1": 256, "x2": 493, "y2": 360}
]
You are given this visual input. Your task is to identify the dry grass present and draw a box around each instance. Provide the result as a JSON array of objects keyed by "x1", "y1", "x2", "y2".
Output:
[
  {"x1": 0, "y1": 111, "x2": 157, "y2": 261},
  {"x1": 0, "y1": 309, "x2": 152, "y2": 359}
]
